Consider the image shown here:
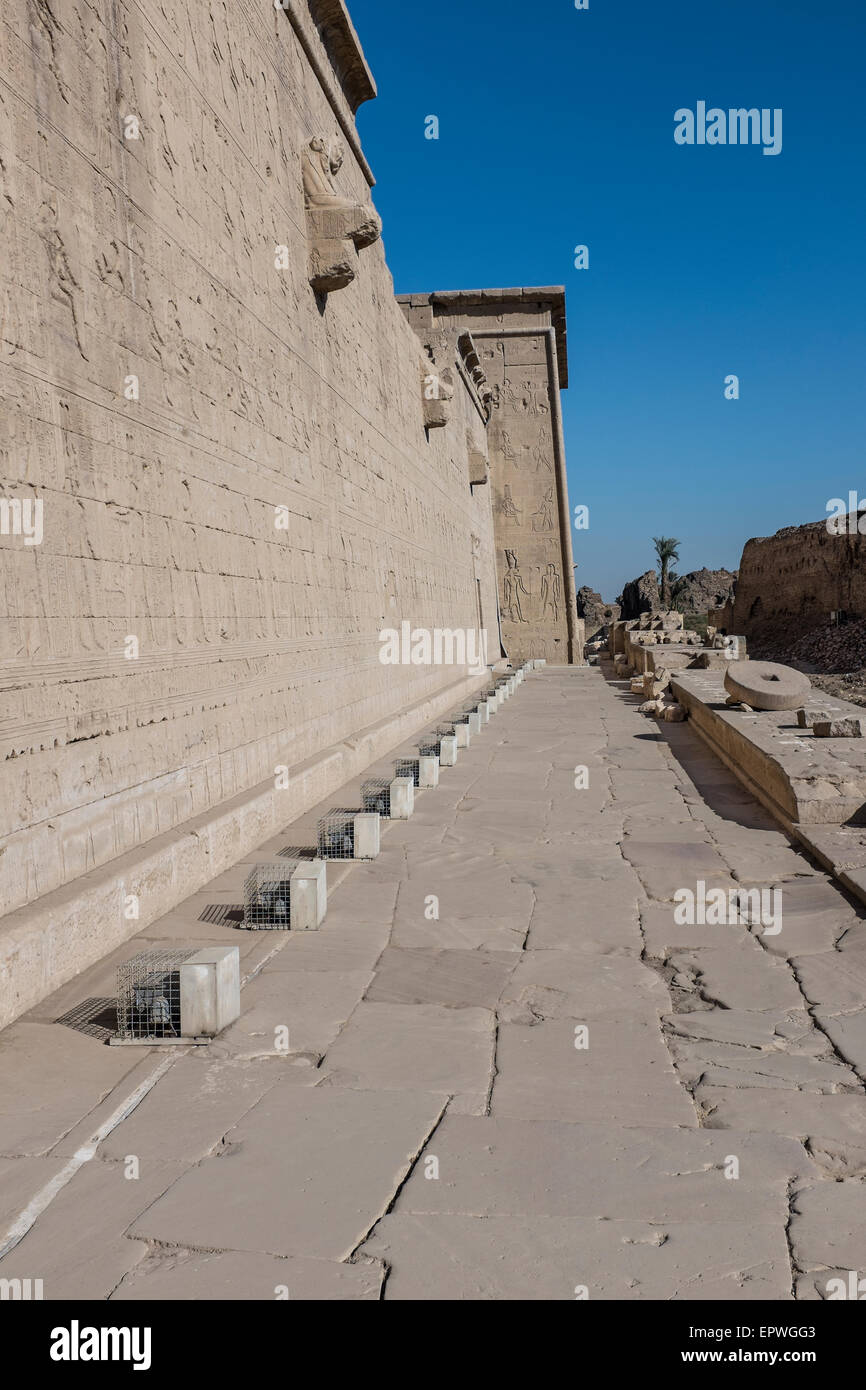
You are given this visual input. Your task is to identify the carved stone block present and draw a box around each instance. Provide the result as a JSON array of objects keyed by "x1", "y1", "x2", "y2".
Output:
[{"x1": 303, "y1": 135, "x2": 380, "y2": 293}]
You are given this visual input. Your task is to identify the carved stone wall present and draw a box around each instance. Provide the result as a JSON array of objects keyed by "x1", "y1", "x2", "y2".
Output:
[
  {"x1": 399, "y1": 291, "x2": 581, "y2": 664},
  {"x1": 0, "y1": 0, "x2": 510, "y2": 1015}
]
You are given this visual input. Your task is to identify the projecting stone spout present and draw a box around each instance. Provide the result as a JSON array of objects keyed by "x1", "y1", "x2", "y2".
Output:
[{"x1": 303, "y1": 135, "x2": 381, "y2": 292}]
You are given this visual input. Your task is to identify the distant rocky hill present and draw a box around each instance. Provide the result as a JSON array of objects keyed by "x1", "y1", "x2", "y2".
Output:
[
  {"x1": 671, "y1": 568, "x2": 738, "y2": 614},
  {"x1": 615, "y1": 567, "x2": 737, "y2": 620},
  {"x1": 576, "y1": 587, "x2": 621, "y2": 639}
]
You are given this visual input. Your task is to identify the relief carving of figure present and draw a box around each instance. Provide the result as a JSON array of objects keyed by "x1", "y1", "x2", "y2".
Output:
[
  {"x1": 303, "y1": 135, "x2": 354, "y2": 209},
  {"x1": 499, "y1": 430, "x2": 516, "y2": 463},
  {"x1": 541, "y1": 562, "x2": 561, "y2": 622},
  {"x1": 496, "y1": 484, "x2": 521, "y2": 522},
  {"x1": 531, "y1": 487, "x2": 555, "y2": 532},
  {"x1": 533, "y1": 442, "x2": 553, "y2": 472},
  {"x1": 521, "y1": 380, "x2": 549, "y2": 416},
  {"x1": 503, "y1": 549, "x2": 530, "y2": 624}
]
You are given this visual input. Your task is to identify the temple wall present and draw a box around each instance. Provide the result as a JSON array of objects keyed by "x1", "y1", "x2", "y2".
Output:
[
  {"x1": 399, "y1": 292, "x2": 581, "y2": 664},
  {"x1": 0, "y1": 0, "x2": 503, "y2": 1013}
]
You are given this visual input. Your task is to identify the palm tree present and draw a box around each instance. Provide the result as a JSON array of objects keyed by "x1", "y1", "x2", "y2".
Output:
[{"x1": 653, "y1": 536, "x2": 681, "y2": 607}]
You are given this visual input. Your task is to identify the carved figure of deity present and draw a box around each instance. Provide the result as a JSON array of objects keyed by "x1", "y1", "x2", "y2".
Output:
[
  {"x1": 503, "y1": 549, "x2": 530, "y2": 624},
  {"x1": 531, "y1": 488, "x2": 555, "y2": 532},
  {"x1": 541, "y1": 563, "x2": 561, "y2": 622}
]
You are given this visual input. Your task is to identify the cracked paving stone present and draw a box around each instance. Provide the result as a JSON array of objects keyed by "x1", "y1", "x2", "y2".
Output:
[
  {"x1": 319, "y1": 1002, "x2": 495, "y2": 1114},
  {"x1": 789, "y1": 1183, "x2": 866, "y2": 1274},
  {"x1": 112, "y1": 1249, "x2": 383, "y2": 1301},
  {"x1": 526, "y1": 879, "x2": 643, "y2": 952},
  {"x1": 0, "y1": 1023, "x2": 140, "y2": 1157},
  {"x1": 97, "y1": 1056, "x2": 300, "y2": 1164},
  {"x1": 391, "y1": 1115, "x2": 814, "y2": 1221},
  {"x1": 491, "y1": 1015, "x2": 698, "y2": 1127},
  {"x1": 128, "y1": 1088, "x2": 444, "y2": 1262},
  {"x1": 361, "y1": 1213, "x2": 792, "y2": 1300},
  {"x1": 499, "y1": 951, "x2": 670, "y2": 1021},
  {"x1": 697, "y1": 1087, "x2": 866, "y2": 1141},
  {"x1": 364, "y1": 948, "x2": 515, "y2": 1009},
  {"x1": 667, "y1": 943, "x2": 806, "y2": 1013},
  {"x1": 210, "y1": 970, "x2": 373, "y2": 1060},
  {"x1": 264, "y1": 923, "x2": 391, "y2": 974},
  {"x1": 665, "y1": 1008, "x2": 825, "y2": 1051},
  {"x1": 812, "y1": 1009, "x2": 866, "y2": 1077},
  {"x1": 666, "y1": 1037, "x2": 859, "y2": 1093},
  {"x1": 0, "y1": 1158, "x2": 189, "y2": 1300},
  {"x1": 641, "y1": 902, "x2": 752, "y2": 956}
]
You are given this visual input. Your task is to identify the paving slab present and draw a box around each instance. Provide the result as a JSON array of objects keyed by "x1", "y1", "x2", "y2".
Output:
[
  {"x1": 789, "y1": 1183, "x2": 866, "y2": 1274},
  {"x1": 364, "y1": 948, "x2": 515, "y2": 1009},
  {"x1": 491, "y1": 1015, "x2": 698, "y2": 1127},
  {"x1": 392, "y1": 1115, "x2": 814, "y2": 1221},
  {"x1": 112, "y1": 1249, "x2": 383, "y2": 1301},
  {"x1": 320, "y1": 1003, "x2": 495, "y2": 1114},
  {"x1": 0, "y1": 1157, "x2": 188, "y2": 1300},
  {"x1": 129, "y1": 1088, "x2": 444, "y2": 1262},
  {"x1": 0, "y1": 1023, "x2": 140, "y2": 1156},
  {"x1": 361, "y1": 1213, "x2": 791, "y2": 1301}
]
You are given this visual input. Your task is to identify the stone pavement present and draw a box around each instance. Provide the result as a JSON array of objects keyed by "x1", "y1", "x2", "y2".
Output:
[{"x1": 1, "y1": 668, "x2": 865, "y2": 1300}]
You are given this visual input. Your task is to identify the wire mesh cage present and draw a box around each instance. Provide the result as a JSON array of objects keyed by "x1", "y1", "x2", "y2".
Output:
[
  {"x1": 361, "y1": 778, "x2": 392, "y2": 817},
  {"x1": 116, "y1": 949, "x2": 195, "y2": 1041},
  {"x1": 243, "y1": 860, "x2": 300, "y2": 929},
  {"x1": 394, "y1": 757, "x2": 421, "y2": 787},
  {"x1": 317, "y1": 808, "x2": 359, "y2": 859},
  {"x1": 417, "y1": 734, "x2": 441, "y2": 757}
]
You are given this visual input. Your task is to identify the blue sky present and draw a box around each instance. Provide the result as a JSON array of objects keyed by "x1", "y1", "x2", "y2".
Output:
[{"x1": 350, "y1": 0, "x2": 866, "y2": 599}]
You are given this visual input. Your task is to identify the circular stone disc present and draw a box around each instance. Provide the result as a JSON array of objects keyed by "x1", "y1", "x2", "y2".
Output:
[{"x1": 723, "y1": 660, "x2": 811, "y2": 711}]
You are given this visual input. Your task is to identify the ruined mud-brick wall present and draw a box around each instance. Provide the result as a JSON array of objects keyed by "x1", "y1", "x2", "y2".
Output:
[
  {"x1": 732, "y1": 519, "x2": 866, "y2": 641},
  {"x1": 0, "y1": 0, "x2": 501, "y2": 970},
  {"x1": 399, "y1": 291, "x2": 581, "y2": 664}
]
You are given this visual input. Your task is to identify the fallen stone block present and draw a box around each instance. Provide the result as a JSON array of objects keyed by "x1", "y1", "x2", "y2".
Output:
[
  {"x1": 813, "y1": 718, "x2": 864, "y2": 739},
  {"x1": 661, "y1": 703, "x2": 687, "y2": 722},
  {"x1": 638, "y1": 699, "x2": 663, "y2": 716},
  {"x1": 797, "y1": 708, "x2": 834, "y2": 729},
  {"x1": 643, "y1": 670, "x2": 671, "y2": 699}
]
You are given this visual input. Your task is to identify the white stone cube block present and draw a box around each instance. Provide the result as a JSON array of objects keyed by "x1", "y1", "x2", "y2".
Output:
[
  {"x1": 477, "y1": 701, "x2": 490, "y2": 723},
  {"x1": 389, "y1": 776, "x2": 415, "y2": 819},
  {"x1": 468, "y1": 711, "x2": 482, "y2": 735},
  {"x1": 290, "y1": 858, "x2": 327, "y2": 930},
  {"x1": 439, "y1": 735, "x2": 458, "y2": 765},
  {"x1": 455, "y1": 721, "x2": 471, "y2": 748},
  {"x1": 418, "y1": 755, "x2": 439, "y2": 787},
  {"x1": 180, "y1": 947, "x2": 240, "y2": 1038},
  {"x1": 353, "y1": 812, "x2": 380, "y2": 858}
]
